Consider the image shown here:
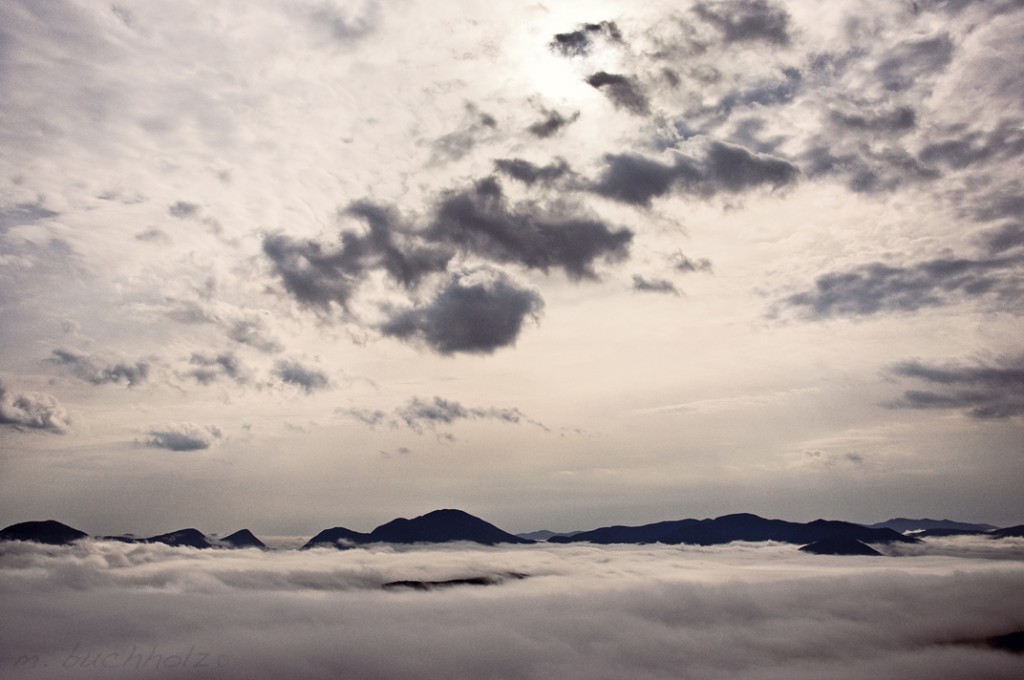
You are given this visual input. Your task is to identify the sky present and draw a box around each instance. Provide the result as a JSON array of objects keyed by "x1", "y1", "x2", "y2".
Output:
[
  {"x1": 3, "y1": 538, "x2": 1024, "y2": 679},
  {"x1": 1, "y1": 0, "x2": 1022, "y2": 536}
]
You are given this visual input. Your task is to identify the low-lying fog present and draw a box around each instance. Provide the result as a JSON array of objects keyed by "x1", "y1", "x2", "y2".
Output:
[{"x1": 3, "y1": 537, "x2": 1023, "y2": 679}]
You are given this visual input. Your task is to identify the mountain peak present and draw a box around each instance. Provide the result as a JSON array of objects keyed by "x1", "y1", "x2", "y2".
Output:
[
  {"x1": 0, "y1": 519, "x2": 88, "y2": 545},
  {"x1": 219, "y1": 529, "x2": 267, "y2": 549}
]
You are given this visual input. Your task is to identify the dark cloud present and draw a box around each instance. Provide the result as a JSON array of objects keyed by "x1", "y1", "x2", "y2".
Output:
[
  {"x1": 337, "y1": 407, "x2": 392, "y2": 429},
  {"x1": 549, "y1": 21, "x2": 623, "y2": 57},
  {"x1": 713, "y1": 68, "x2": 802, "y2": 118},
  {"x1": 978, "y1": 222, "x2": 1024, "y2": 255},
  {"x1": 227, "y1": 319, "x2": 283, "y2": 354},
  {"x1": 672, "y1": 252, "x2": 714, "y2": 274},
  {"x1": 187, "y1": 352, "x2": 247, "y2": 386},
  {"x1": 273, "y1": 360, "x2": 330, "y2": 394},
  {"x1": 167, "y1": 201, "x2": 201, "y2": 219},
  {"x1": 592, "y1": 153, "x2": 682, "y2": 206},
  {"x1": 265, "y1": 175, "x2": 628, "y2": 320},
  {"x1": 586, "y1": 72, "x2": 650, "y2": 115},
  {"x1": 0, "y1": 381, "x2": 70, "y2": 434},
  {"x1": 49, "y1": 349, "x2": 151, "y2": 387},
  {"x1": 134, "y1": 227, "x2": 171, "y2": 243},
  {"x1": 800, "y1": 141, "x2": 940, "y2": 194},
  {"x1": 308, "y1": 0, "x2": 378, "y2": 41},
  {"x1": 699, "y1": 140, "x2": 799, "y2": 193},
  {"x1": 380, "y1": 268, "x2": 543, "y2": 355},
  {"x1": 918, "y1": 120, "x2": 1024, "y2": 169},
  {"x1": 263, "y1": 203, "x2": 451, "y2": 312},
  {"x1": 970, "y1": 190, "x2": 1024, "y2": 224},
  {"x1": 829, "y1": 106, "x2": 917, "y2": 134},
  {"x1": 344, "y1": 201, "x2": 454, "y2": 288},
  {"x1": 527, "y1": 109, "x2": 579, "y2": 138},
  {"x1": 492, "y1": 158, "x2": 574, "y2": 187},
  {"x1": 875, "y1": 34, "x2": 954, "y2": 92},
  {"x1": 0, "y1": 202, "x2": 59, "y2": 233},
  {"x1": 429, "y1": 177, "x2": 632, "y2": 280},
  {"x1": 781, "y1": 254, "x2": 1024, "y2": 319},
  {"x1": 593, "y1": 140, "x2": 798, "y2": 206},
  {"x1": 395, "y1": 396, "x2": 527, "y2": 432},
  {"x1": 145, "y1": 422, "x2": 222, "y2": 451},
  {"x1": 632, "y1": 275, "x2": 679, "y2": 296},
  {"x1": 262, "y1": 233, "x2": 359, "y2": 310},
  {"x1": 804, "y1": 449, "x2": 866, "y2": 467},
  {"x1": 917, "y1": 0, "x2": 1024, "y2": 17},
  {"x1": 340, "y1": 396, "x2": 541, "y2": 432},
  {"x1": 694, "y1": 0, "x2": 791, "y2": 46},
  {"x1": 885, "y1": 357, "x2": 1024, "y2": 419}
]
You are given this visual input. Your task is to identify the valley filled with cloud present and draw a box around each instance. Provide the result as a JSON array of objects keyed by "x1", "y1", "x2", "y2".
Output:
[{"x1": 2, "y1": 537, "x2": 1024, "y2": 680}]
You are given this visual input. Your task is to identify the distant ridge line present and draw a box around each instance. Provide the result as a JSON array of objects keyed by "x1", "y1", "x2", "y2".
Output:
[{"x1": 3, "y1": 511, "x2": 1021, "y2": 551}]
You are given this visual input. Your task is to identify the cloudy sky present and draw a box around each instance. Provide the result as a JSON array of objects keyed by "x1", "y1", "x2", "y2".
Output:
[{"x1": 1, "y1": 0, "x2": 1022, "y2": 536}]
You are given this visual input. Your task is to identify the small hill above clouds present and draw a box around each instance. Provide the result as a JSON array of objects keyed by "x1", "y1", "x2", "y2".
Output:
[
  {"x1": 143, "y1": 528, "x2": 214, "y2": 549},
  {"x1": 302, "y1": 526, "x2": 370, "y2": 550},
  {"x1": 0, "y1": 519, "x2": 88, "y2": 545},
  {"x1": 304, "y1": 509, "x2": 534, "y2": 549},
  {"x1": 218, "y1": 529, "x2": 267, "y2": 549},
  {"x1": 867, "y1": 518, "x2": 998, "y2": 533},
  {"x1": 990, "y1": 524, "x2": 1024, "y2": 538},
  {"x1": 368, "y1": 509, "x2": 534, "y2": 545}
]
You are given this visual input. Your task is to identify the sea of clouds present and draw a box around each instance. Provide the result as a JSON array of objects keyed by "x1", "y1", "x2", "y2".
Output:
[{"x1": 2, "y1": 538, "x2": 1023, "y2": 679}]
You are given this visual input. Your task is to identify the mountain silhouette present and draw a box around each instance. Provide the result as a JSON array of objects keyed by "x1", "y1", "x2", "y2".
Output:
[
  {"x1": 516, "y1": 529, "x2": 581, "y2": 541},
  {"x1": 990, "y1": 524, "x2": 1024, "y2": 538},
  {"x1": 302, "y1": 525, "x2": 371, "y2": 549},
  {"x1": 550, "y1": 513, "x2": 916, "y2": 547},
  {"x1": 914, "y1": 528, "x2": 991, "y2": 538},
  {"x1": 799, "y1": 537, "x2": 883, "y2": 556},
  {"x1": 219, "y1": 529, "x2": 267, "y2": 548},
  {"x1": 0, "y1": 519, "x2": 88, "y2": 545},
  {"x1": 867, "y1": 517, "x2": 997, "y2": 533},
  {"x1": 368, "y1": 509, "x2": 533, "y2": 545},
  {"x1": 144, "y1": 528, "x2": 214, "y2": 549},
  {"x1": 304, "y1": 509, "x2": 533, "y2": 549}
]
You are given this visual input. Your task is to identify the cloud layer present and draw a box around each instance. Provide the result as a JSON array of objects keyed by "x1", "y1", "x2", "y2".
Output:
[{"x1": 2, "y1": 539, "x2": 1023, "y2": 680}]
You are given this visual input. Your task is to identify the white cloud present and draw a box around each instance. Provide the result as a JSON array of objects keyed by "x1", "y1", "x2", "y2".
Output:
[{"x1": 1, "y1": 540, "x2": 1023, "y2": 679}]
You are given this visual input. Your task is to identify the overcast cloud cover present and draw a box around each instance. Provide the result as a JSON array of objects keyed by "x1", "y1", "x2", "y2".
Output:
[
  {"x1": 1, "y1": 0, "x2": 1023, "y2": 538},
  {"x1": 2, "y1": 538, "x2": 1023, "y2": 679}
]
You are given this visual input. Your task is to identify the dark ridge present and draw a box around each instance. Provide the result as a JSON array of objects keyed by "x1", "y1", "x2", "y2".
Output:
[
  {"x1": 799, "y1": 537, "x2": 883, "y2": 556},
  {"x1": 368, "y1": 509, "x2": 534, "y2": 545},
  {"x1": 516, "y1": 529, "x2": 581, "y2": 541},
  {"x1": 301, "y1": 526, "x2": 370, "y2": 550},
  {"x1": 554, "y1": 513, "x2": 917, "y2": 546},
  {"x1": 548, "y1": 519, "x2": 698, "y2": 544},
  {"x1": 144, "y1": 528, "x2": 214, "y2": 549},
  {"x1": 382, "y1": 572, "x2": 528, "y2": 591},
  {"x1": 220, "y1": 529, "x2": 267, "y2": 549},
  {"x1": 944, "y1": 630, "x2": 1024, "y2": 654},
  {"x1": 987, "y1": 631, "x2": 1024, "y2": 654},
  {"x1": 302, "y1": 509, "x2": 533, "y2": 549},
  {"x1": 990, "y1": 524, "x2": 1024, "y2": 538},
  {"x1": 867, "y1": 517, "x2": 998, "y2": 532},
  {"x1": 0, "y1": 520, "x2": 88, "y2": 545},
  {"x1": 914, "y1": 528, "x2": 991, "y2": 538}
]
